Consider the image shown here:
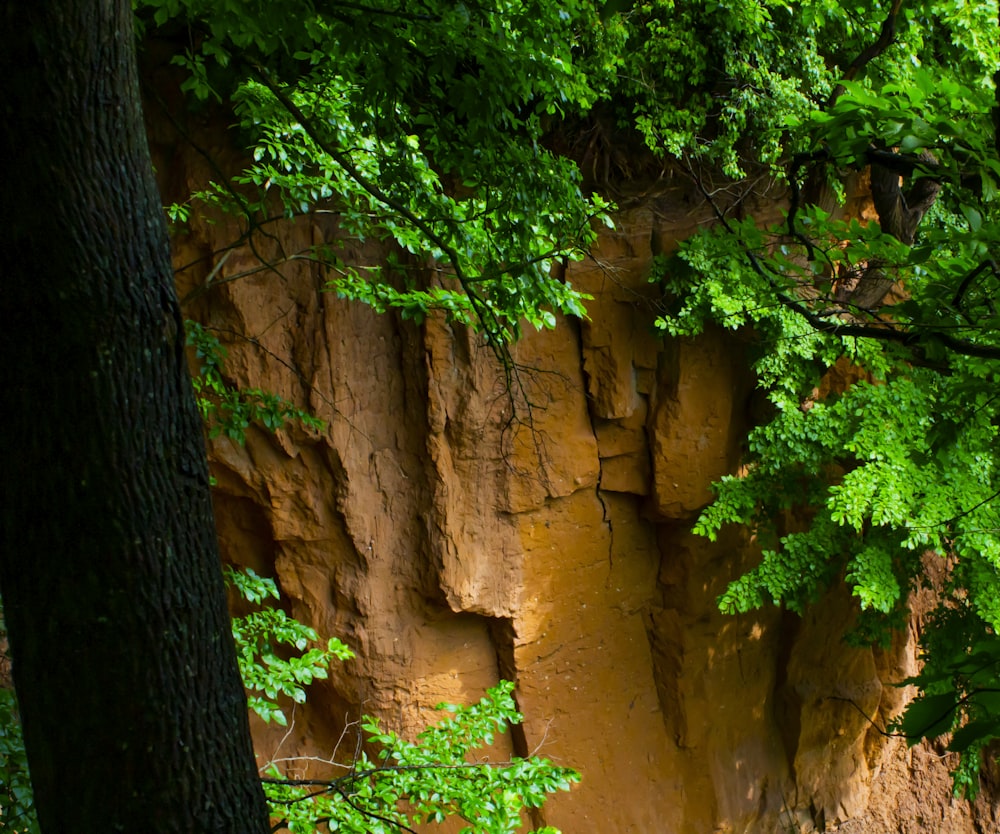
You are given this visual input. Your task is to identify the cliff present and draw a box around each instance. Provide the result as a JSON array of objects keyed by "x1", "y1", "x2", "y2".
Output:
[{"x1": 153, "y1": 113, "x2": 1000, "y2": 833}]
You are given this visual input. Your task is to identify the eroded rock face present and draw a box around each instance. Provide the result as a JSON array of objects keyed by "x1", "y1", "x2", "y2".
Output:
[{"x1": 152, "y1": 117, "x2": 1000, "y2": 832}]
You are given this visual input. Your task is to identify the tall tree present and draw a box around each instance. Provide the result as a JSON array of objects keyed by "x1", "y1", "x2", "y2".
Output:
[{"x1": 0, "y1": 1, "x2": 269, "y2": 830}]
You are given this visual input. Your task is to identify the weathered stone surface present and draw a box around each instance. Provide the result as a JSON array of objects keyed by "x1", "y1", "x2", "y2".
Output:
[
  {"x1": 647, "y1": 329, "x2": 748, "y2": 520},
  {"x1": 151, "y1": 108, "x2": 1000, "y2": 831}
]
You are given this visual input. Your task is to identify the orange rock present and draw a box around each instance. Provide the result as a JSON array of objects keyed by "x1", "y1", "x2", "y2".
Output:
[{"x1": 150, "y1": 114, "x2": 1000, "y2": 832}]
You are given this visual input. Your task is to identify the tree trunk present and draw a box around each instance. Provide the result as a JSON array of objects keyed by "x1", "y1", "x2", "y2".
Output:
[{"x1": 0, "y1": 1, "x2": 270, "y2": 831}]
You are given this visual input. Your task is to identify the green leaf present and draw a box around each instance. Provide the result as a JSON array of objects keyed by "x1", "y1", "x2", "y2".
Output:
[
  {"x1": 947, "y1": 719, "x2": 998, "y2": 753},
  {"x1": 898, "y1": 692, "x2": 959, "y2": 744},
  {"x1": 960, "y1": 204, "x2": 983, "y2": 232}
]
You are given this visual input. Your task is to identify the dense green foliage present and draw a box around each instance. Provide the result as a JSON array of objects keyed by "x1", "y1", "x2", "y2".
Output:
[
  {"x1": 140, "y1": 0, "x2": 619, "y2": 342},
  {"x1": 645, "y1": 0, "x2": 1000, "y2": 794},
  {"x1": 0, "y1": 659, "x2": 37, "y2": 833},
  {"x1": 601, "y1": 0, "x2": 997, "y2": 176}
]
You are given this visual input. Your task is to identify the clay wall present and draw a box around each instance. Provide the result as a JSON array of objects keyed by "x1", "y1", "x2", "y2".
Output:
[{"x1": 151, "y1": 111, "x2": 1000, "y2": 833}]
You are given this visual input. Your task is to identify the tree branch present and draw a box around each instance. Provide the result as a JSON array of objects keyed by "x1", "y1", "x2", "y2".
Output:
[
  {"x1": 684, "y1": 160, "x2": 1000, "y2": 362},
  {"x1": 826, "y1": 0, "x2": 905, "y2": 108},
  {"x1": 245, "y1": 63, "x2": 509, "y2": 349},
  {"x1": 952, "y1": 259, "x2": 1000, "y2": 315}
]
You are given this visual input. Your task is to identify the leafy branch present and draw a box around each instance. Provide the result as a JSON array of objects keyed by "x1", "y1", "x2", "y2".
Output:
[
  {"x1": 259, "y1": 681, "x2": 578, "y2": 834},
  {"x1": 186, "y1": 321, "x2": 325, "y2": 444}
]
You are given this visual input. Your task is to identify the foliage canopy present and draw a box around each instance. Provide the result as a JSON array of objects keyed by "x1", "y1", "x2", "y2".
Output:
[{"x1": 642, "y1": 0, "x2": 1000, "y2": 794}]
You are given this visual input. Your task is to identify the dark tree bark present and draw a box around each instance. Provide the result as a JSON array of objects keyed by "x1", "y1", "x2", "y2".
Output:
[
  {"x1": 834, "y1": 150, "x2": 942, "y2": 310},
  {"x1": 0, "y1": 1, "x2": 270, "y2": 831}
]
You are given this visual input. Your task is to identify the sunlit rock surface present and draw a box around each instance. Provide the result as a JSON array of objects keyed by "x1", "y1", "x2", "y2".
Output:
[{"x1": 151, "y1": 111, "x2": 1000, "y2": 833}]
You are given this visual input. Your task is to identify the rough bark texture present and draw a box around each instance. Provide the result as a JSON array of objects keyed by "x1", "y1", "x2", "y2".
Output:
[
  {"x1": 835, "y1": 151, "x2": 941, "y2": 310},
  {"x1": 0, "y1": 2, "x2": 269, "y2": 831}
]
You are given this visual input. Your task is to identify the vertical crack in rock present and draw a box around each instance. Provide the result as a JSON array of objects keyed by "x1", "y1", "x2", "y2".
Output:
[
  {"x1": 595, "y1": 453, "x2": 614, "y2": 572},
  {"x1": 573, "y1": 312, "x2": 615, "y2": 573},
  {"x1": 772, "y1": 607, "x2": 803, "y2": 781},
  {"x1": 489, "y1": 616, "x2": 547, "y2": 831}
]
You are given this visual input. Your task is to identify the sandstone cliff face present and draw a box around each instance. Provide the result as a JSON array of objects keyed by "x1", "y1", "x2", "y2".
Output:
[{"x1": 152, "y1": 116, "x2": 1000, "y2": 833}]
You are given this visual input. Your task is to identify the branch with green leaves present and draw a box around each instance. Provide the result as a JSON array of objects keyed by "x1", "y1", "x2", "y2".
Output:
[
  {"x1": 654, "y1": 4, "x2": 1000, "y2": 794},
  {"x1": 261, "y1": 681, "x2": 578, "y2": 834},
  {"x1": 186, "y1": 321, "x2": 325, "y2": 445},
  {"x1": 140, "y1": 0, "x2": 615, "y2": 349}
]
